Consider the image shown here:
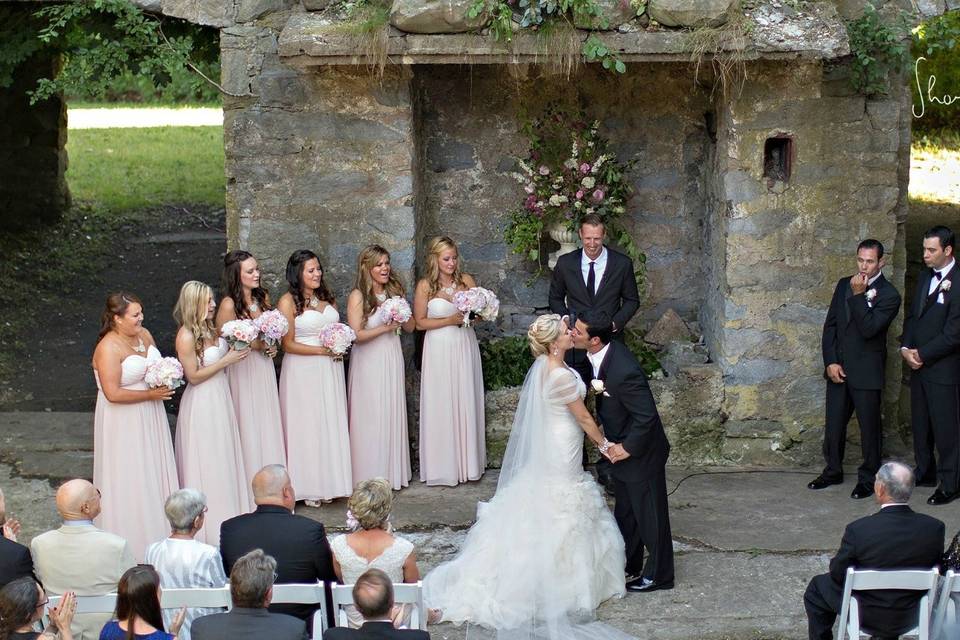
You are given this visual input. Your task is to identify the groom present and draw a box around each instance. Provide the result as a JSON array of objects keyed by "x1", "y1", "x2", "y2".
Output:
[{"x1": 573, "y1": 310, "x2": 674, "y2": 593}]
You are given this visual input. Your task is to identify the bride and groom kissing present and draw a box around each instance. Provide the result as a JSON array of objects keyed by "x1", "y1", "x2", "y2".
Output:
[{"x1": 423, "y1": 310, "x2": 675, "y2": 638}]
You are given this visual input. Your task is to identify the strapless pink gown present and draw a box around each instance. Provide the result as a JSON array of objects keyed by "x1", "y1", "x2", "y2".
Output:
[
  {"x1": 348, "y1": 306, "x2": 411, "y2": 490},
  {"x1": 279, "y1": 307, "x2": 353, "y2": 501},
  {"x1": 418, "y1": 298, "x2": 486, "y2": 486},
  {"x1": 94, "y1": 345, "x2": 180, "y2": 560},
  {"x1": 175, "y1": 338, "x2": 251, "y2": 545},
  {"x1": 227, "y1": 348, "x2": 287, "y2": 482}
]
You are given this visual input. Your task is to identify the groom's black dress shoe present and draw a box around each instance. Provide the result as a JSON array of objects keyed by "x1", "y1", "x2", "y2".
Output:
[
  {"x1": 807, "y1": 475, "x2": 843, "y2": 490},
  {"x1": 626, "y1": 577, "x2": 674, "y2": 593},
  {"x1": 850, "y1": 483, "x2": 874, "y2": 500},
  {"x1": 927, "y1": 488, "x2": 960, "y2": 505}
]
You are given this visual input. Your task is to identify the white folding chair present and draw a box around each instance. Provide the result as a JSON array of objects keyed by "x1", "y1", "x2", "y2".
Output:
[
  {"x1": 837, "y1": 567, "x2": 940, "y2": 640},
  {"x1": 331, "y1": 581, "x2": 426, "y2": 631},
  {"x1": 43, "y1": 593, "x2": 118, "y2": 627},
  {"x1": 931, "y1": 570, "x2": 960, "y2": 640},
  {"x1": 270, "y1": 582, "x2": 329, "y2": 639},
  {"x1": 159, "y1": 585, "x2": 232, "y2": 609}
]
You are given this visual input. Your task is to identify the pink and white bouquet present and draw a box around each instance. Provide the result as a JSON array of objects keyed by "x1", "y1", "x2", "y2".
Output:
[
  {"x1": 318, "y1": 322, "x2": 357, "y2": 361},
  {"x1": 221, "y1": 319, "x2": 259, "y2": 350},
  {"x1": 453, "y1": 287, "x2": 500, "y2": 327},
  {"x1": 254, "y1": 309, "x2": 289, "y2": 347},
  {"x1": 378, "y1": 296, "x2": 412, "y2": 335},
  {"x1": 144, "y1": 357, "x2": 184, "y2": 390}
]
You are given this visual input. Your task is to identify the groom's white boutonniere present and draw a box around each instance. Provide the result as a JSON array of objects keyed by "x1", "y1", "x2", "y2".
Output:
[
  {"x1": 591, "y1": 379, "x2": 611, "y2": 397},
  {"x1": 942, "y1": 280, "x2": 952, "y2": 292},
  {"x1": 865, "y1": 288, "x2": 877, "y2": 302}
]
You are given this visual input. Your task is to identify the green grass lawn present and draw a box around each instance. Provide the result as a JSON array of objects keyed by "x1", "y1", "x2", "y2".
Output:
[{"x1": 67, "y1": 126, "x2": 225, "y2": 210}]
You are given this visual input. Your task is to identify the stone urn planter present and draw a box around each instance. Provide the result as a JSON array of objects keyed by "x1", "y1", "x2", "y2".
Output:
[{"x1": 547, "y1": 221, "x2": 580, "y2": 269}]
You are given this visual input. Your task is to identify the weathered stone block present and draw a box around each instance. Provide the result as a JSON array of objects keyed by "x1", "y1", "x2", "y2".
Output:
[
  {"x1": 161, "y1": 0, "x2": 237, "y2": 27},
  {"x1": 573, "y1": 0, "x2": 637, "y2": 29},
  {"x1": 303, "y1": 0, "x2": 332, "y2": 9},
  {"x1": 484, "y1": 385, "x2": 520, "y2": 467},
  {"x1": 645, "y1": 309, "x2": 693, "y2": 347},
  {"x1": 648, "y1": 0, "x2": 736, "y2": 27},
  {"x1": 237, "y1": 0, "x2": 283, "y2": 22},
  {"x1": 390, "y1": 0, "x2": 489, "y2": 33}
]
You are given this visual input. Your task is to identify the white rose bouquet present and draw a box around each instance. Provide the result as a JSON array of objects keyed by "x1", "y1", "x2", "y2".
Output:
[
  {"x1": 221, "y1": 319, "x2": 259, "y2": 350},
  {"x1": 144, "y1": 357, "x2": 184, "y2": 390},
  {"x1": 318, "y1": 322, "x2": 357, "y2": 361},
  {"x1": 377, "y1": 297, "x2": 412, "y2": 335}
]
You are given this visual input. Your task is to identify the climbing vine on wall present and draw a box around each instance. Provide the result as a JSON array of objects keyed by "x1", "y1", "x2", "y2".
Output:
[{"x1": 845, "y1": 3, "x2": 911, "y2": 96}]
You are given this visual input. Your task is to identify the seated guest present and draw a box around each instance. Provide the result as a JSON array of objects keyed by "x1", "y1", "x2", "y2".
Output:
[
  {"x1": 804, "y1": 461, "x2": 945, "y2": 640},
  {"x1": 191, "y1": 549, "x2": 307, "y2": 640},
  {"x1": 330, "y1": 479, "x2": 419, "y2": 628},
  {"x1": 220, "y1": 465, "x2": 336, "y2": 627},
  {"x1": 145, "y1": 489, "x2": 227, "y2": 640},
  {"x1": 100, "y1": 566, "x2": 184, "y2": 640},
  {"x1": 30, "y1": 480, "x2": 134, "y2": 640},
  {"x1": 323, "y1": 569, "x2": 429, "y2": 640},
  {"x1": 0, "y1": 577, "x2": 76, "y2": 640},
  {"x1": 0, "y1": 488, "x2": 33, "y2": 588}
]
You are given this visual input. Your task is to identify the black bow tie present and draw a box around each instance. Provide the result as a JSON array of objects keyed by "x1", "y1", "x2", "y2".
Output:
[{"x1": 936, "y1": 271, "x2": 944, "y2": 280}]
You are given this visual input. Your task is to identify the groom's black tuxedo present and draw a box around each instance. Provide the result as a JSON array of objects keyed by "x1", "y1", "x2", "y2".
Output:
[
  {"x1": 594, "y1": 340, "x2": 673, "y2": 584},
  {"x1": 819, "y1": 273, "x2": 901, "y2": 484},
  {"x1": 901, "y1": 263, "x2": 960, "y2": 493}
]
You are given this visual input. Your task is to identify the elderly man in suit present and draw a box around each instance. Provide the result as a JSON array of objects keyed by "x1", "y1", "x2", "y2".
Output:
[
  {"x1": 220, "y1": 464, "x2": 337, "y2": 628},
  {"x1": 31, "y1": 479, "x2": 135, "y2": 640},
  {"x1": 323, "y1": 569, "x2": 430, "y2": 640},
  {"x1": 0, "y1": 487, "x2": 34, "y2": 588},
  {"x1": 192, "y1": 549, "x2": 307, "y2": 640},
  {"x1": 803, "y1": 461, "x2": 944, "y2": 640}
]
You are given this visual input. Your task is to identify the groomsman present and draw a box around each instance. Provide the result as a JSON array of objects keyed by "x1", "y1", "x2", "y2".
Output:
[
  {"x1": 809, "y1": 239, "x2": 901, "y2": 498},
  {"x1": 901, "y1": 225, "x2": 960, "y2": 505}
]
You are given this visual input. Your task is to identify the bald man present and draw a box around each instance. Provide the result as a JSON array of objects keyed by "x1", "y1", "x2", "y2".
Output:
[
  {"x1": 220, "y1": 465, "x2": 337, "y2": 630},
  {"x1": 31, "y1": 479, "x2": 135, "y2": 640}
]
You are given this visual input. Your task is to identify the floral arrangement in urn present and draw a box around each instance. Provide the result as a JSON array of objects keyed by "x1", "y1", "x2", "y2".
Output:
[{"x1": 504, "y1": 105, "x2": 645, "y2": 290}]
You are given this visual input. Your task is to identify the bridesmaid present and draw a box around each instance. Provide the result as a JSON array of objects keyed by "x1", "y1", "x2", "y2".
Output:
[
  {"x1": 346, "y1": 245, "x2": 416, "y2": 490},
  {"x1": 173, "y1": 281, "x2": 251, "y2": 545},
  {"x1": 92, "y1": 292, "x2": 180, "y2": 560},
  {"x1": 414, "y1": 236, "x2": 486, "y2": 486},
  {"x1": 216, "y1": 250, "x2": 287, "y2": 481},
  {"x1": 277, "y1": 250, "x2": 353, "y2": 506}
]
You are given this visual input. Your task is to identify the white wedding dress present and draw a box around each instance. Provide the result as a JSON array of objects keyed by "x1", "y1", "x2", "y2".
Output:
[{"x1": 423, "y1": 356, "x2": 630, "y2": 640}]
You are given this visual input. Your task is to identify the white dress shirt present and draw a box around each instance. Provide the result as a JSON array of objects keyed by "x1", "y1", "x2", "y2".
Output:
[
  {"x1": 581, "y1": 246, "x2": 608, "y2": 295},
  {"x1": 928, "y1": 259, "x2": 956, "y2": 295},
  {"x1": 587, "y1": 344, "x2": 611, "y2": 379}
]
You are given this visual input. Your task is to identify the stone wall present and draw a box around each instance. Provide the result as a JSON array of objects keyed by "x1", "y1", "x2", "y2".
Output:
[{"x1": 0, "y1": 48, "x2": 69, "y2": 230}]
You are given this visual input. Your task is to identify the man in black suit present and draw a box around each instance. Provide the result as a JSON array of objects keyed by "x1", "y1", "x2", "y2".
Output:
[
  {"x1": 193, "y1": 549, "x2": 308, "y2": 640},
  {"x1": 572, "y1": 311, "x2": 673, "y2": 593},
  {"x1": 0, "y1": 488, "x2": 33, "y2": 587},
  {"x1": 901, "y1": 225, "x2": 960, "y2": 505},
  {"x1": 220, "y1": 464, "x2": 337, "y2": 627},
  {"x1": 803, "y1": 461, "x2": 944, "y2": 640},
  {"x1": 323, "y1": 569, "x2": 430, "y2": 640},
  {"x1": 810, "y1": 239, "x2": 902, "y2": 499}
]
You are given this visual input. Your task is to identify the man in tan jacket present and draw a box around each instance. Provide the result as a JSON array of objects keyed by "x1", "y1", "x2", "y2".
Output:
[{"x1": 31, "y1": 479, "x2": 135, "y2": 640}]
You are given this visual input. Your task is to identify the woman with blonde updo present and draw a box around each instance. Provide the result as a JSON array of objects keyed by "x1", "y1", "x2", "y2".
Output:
[
  {"x1": 346, "y1": 245, "x2": 415, "y2": 490},
  {"x1": 174, "y1": 281, "x2": 251, "y2": 544},
  {"x1": 423, "y1": 314, "x2": 626, "y2": 635},
  {"x1": 413, "y1": 236, "x2": 486, "y2": 486},
  {"x1": 92, "y1": 292, "x2": 180, "y2": 559},
  {"x1": 329, "y1": 478, "x2": 421, "y2": 628}
]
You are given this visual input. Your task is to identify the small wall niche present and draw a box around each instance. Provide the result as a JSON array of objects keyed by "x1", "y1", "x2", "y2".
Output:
[{"x1": 763, "y1": 136, "x2": 792, "y2": 183}]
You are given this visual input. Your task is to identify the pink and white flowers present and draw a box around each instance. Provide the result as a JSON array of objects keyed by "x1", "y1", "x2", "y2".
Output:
[
  {"x1": 453, "y1": 287, "x2": 500, "y2": 327},
  {"x1": 319, "y1": 322, "x2": 357, "y2": 361},
  {"x1": 221, "y1": 319, "x2": 259, "y2": 350},
  {"x1": 144, "y1": 357, "x2": 184, "y2": 390},
  {"x1": 378, "y1": 296, "x2": 412, "y2": 335},
  {"x1": 254, "y1": 309, "x2": 289, "y2": 347}
]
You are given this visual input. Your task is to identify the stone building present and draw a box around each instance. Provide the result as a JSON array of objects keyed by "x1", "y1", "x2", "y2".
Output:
[{"x1": 9, "y1": 0, "x2": 954, "y2": 465}]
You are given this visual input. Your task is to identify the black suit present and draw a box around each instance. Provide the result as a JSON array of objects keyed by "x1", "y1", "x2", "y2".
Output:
[
  {"x1": 192, "y1": 607, "x2": 308, "y2": 640},
  {"x1": 548, "y1": 247, "x2": 640, "y2": 383},
  {"x1": 323, "y1": 621, "x2": 430, "y2": 640},
  {"x1": 820, "y1": 274, "x2": 901, "y2": 483},
  {"x1": 901, "y1": 264, "x2": 960, "y2": 492},
  {"x1": 220, "y1": 505, "x2": 337, "y2": 628},
  {"x1": 0, "y1": 536, "x2": 34, "y2": 587},
  {"x1": 803, "y1": 505, "x2": 944, "y2": 640},
  {"x1": 593, "y1": 340, "x2": 673, "y2": 583}
]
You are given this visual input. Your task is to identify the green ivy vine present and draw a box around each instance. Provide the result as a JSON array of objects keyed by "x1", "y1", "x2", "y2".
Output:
[{"x1": 845, "y1": 3, "x2": 911, "y2": 96}]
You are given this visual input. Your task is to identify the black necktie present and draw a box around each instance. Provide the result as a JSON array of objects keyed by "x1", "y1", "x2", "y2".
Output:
[{"x1": 587, "y1": 261, "x2": 596, "y2": 300}]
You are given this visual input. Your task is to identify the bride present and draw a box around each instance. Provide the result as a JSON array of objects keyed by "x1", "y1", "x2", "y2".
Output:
[{"x1": 423, "y1": 314, "x2": 630, "y2": 640}]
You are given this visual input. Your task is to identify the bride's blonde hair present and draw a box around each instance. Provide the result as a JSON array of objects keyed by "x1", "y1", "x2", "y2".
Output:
[{"x1": 527, "y1": 314, "x2": 564, "y2": 358}]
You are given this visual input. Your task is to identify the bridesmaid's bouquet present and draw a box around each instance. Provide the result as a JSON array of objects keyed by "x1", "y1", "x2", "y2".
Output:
[
  {"x1": 318, "y1": 322, "x2": 357, "y2": 361},
  {"x1": 453, "y1": 287, "x2": 500, "y2": 327},
  {"x1": 254, "y1": 309, "x2": 289, "y2": 347},
  {"x1": 144, "y1": 357, "x2": 184, "y2": 390},
  {"x1": 221, "y1": 319, "x2": 259, "y2": 350},
  {"x1": 378, "y1": 296, "x2": 412, "y2": 335}
]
